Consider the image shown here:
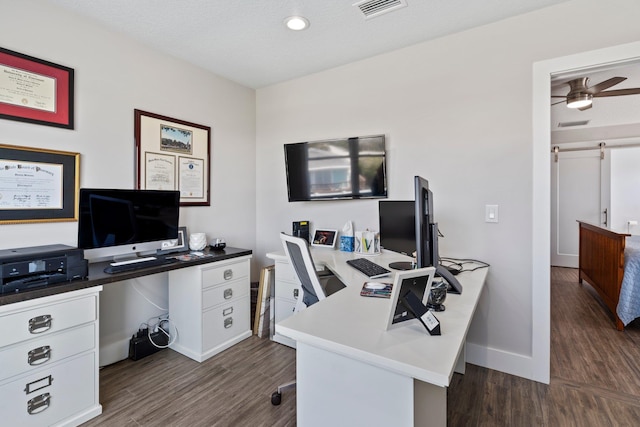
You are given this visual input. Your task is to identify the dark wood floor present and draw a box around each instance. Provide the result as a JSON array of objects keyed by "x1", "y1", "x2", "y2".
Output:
[{"x1": 83, "y1": 267, "x2": 640, "y2": 426}]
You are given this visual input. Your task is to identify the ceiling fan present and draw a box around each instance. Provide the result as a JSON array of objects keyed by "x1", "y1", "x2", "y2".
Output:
[{"x1": 551, "y1": 76, "x2": 640, "y2": 110}]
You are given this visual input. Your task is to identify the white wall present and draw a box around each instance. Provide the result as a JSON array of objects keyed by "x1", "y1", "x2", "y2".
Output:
[
  {"x1": 0, "y1": 0, "x2": 256, "y2": 365},
  {"x1": 611, "y1": 146, "x2": 640, "y2": 234},
  {"x1": 256, "y1": 0, "x2": 640, "y2": 381}
]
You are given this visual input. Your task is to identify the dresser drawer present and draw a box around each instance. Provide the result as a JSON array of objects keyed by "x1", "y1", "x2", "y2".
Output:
[
  {"x1": 0, "y1": 295, "x2": 97, "y2": 347},
  {"x1": 202, "y1": 260, "x2": 249, "y2": 289},
  {"x1": 0, "y1": 323, "x2": 95, "y2": 382},
  {"x1": 202, "y1": 278, "x2": 248, "y2": 310},
  {"x1": 0, "y1": 352, "x2": 96, "y2": 427},
  {"x1": 203, "y1": 296, "x2": 250, "y2": 350}
]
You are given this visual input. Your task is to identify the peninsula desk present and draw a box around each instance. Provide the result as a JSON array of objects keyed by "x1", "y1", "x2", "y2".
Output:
[{"x1": 268, "y1": 248, "x2": 487, "y2": 427}]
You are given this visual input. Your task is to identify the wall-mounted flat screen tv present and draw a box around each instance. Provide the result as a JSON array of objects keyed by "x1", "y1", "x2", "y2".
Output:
[{"x1": 284, "y1": 134, "x2": 387, "y2": 201}]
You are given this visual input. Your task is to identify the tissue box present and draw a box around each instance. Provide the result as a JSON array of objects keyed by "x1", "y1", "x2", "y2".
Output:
[{"x1": 339, "y1": 235, "x2": 354, "y2": 252}]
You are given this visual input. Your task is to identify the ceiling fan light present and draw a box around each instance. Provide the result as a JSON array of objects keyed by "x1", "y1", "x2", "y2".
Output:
[{"x1": 567, "y1": 93, "x2": 593, "y2": 109}]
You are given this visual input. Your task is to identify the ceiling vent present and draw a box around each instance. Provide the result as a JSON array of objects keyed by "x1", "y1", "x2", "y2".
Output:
[
  {"x1": 558, "y1": 120, "x2": 590, "y2": 128},
  {"x1": 353, "y1": 0, "x2": 408, "y2": 20}
]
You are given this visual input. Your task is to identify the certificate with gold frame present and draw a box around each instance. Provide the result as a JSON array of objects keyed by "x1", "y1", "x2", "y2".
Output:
[{"x1": 0, "y1": 144, "x2": 79, "y2": 224}]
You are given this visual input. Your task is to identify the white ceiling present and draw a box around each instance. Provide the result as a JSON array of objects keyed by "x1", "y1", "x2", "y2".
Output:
[
  {"x1": 48, "y1": 0, "x2": 567, "y2": 89},
  {"x1": 47, "y1": 0, "x2": 640, "y2": 138}
]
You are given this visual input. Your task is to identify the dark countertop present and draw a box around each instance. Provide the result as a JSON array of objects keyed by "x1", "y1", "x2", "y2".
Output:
[{"x1": 0, "y1": 247, "x2": 252, "y2": 306}]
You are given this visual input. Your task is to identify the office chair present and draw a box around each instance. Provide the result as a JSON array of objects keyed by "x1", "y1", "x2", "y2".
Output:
[{"x1": 271, "y1": 233, "x2": 344, "y2": 405}]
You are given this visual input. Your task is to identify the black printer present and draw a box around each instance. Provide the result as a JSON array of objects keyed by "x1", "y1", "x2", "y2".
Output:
[{"x1": 0, "y1": 244, "x2": 88, "y2": 294}]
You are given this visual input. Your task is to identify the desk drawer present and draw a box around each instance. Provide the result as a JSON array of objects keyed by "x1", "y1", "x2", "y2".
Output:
[
  {"x1": 0, "y1": 352, "x2": 96, "y2": 427},
  {"x1": 0, "y1": 295, "x2": 97, "y2": 348},
  {"x1": 202, "y1": 279, "x2": 248, "y2": 310},
  {"x1": 203, "y1": 296, "x2": 250, "y2": 350},
  {"x1": 275, "y1": 297, "x2": 296, "y2": 324},
  {"x1": 276, "y1": 278, "x2": 300, "y2": 304},
  {"x1": 202, "y1": 260, "x2": 249, "y2": 289},
  {"x1": 0, "y1": 323, "x2": 95, "y2": 381},
  {"x1": 275, "y1": 261, "x2": 298, "y2": 283}
]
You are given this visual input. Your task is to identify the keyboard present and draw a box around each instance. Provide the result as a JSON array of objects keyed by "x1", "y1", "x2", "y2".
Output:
[
  {"x1": 104, "y1": 256, "x2": 178, "y2": 274},
  {"x1": 346, "y1": 258, "x2": 391, "y2": 278}
]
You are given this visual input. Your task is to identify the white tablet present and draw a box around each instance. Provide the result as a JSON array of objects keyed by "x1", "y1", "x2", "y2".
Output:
[
  {"x1": 385, "y1": 267, "x2": 436, "y2": 330},
  {"x1": 311, "y1": 229, "x2": 337, "y2": 248}
]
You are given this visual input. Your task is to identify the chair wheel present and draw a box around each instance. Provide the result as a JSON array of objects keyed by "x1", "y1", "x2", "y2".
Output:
[{"x1": 271, "y1": 391, "x2": 282, "y2": 406}]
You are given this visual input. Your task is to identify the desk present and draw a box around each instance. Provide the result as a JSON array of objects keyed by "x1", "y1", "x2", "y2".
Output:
[
  {"x1": 0, "y1": 247, "x2": 251, "y2": 427},
  {"x1": 268, "y1": 248, "x2": 487, "y2": 427}
]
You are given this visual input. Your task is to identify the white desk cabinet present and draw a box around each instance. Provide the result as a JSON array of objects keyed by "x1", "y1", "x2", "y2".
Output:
[
  {"x1": 0, "y1": 287, "x2": 102, "y2": 427},
  {"x1": 168, "y1": 255, "x2": 252, "y2": 362},
  {"x1": 272, "y1": 259, "x2": 300, "y2": 348}
]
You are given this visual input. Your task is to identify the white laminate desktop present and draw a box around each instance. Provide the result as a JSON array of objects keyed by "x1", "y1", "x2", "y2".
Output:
[{"x1": 269, "y1": 248, "x2": 487, "y2": 427}]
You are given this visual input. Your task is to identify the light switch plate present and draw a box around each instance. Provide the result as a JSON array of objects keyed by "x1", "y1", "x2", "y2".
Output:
[{"x1": 485, "y1": 205, "x2": 499, "y2": 223}]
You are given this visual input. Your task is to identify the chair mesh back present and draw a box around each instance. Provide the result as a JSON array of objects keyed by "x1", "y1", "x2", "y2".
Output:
[{"x1": 285, "y1": 240, "x2": 320, "y2": 307}]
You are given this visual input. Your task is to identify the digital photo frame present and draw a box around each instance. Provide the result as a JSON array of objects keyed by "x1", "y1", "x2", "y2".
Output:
[
  {"x1": 385, "y1": 267, "x2": 436, "y2": 331},
  {"x1": 311, "y1": 229, "x2": 337, "y2": 248}
]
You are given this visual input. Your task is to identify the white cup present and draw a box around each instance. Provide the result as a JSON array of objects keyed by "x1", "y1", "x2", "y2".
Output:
[
  {"x1": 189, "y1": 232, "x2": 207, "y2": 251},
  {"x1": 355, "y1": 230, "x2": 380, "y2": 255}
]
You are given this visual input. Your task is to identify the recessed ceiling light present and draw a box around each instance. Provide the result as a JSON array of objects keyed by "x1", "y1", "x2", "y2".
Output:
[{"x1": 284, "y1": 16, "x2": 309, "y2": 31}]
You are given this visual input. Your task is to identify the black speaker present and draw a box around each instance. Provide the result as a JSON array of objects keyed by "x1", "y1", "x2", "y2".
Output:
[{"x1": 293, "y1": 221, "x2": 310, "y2": 242}]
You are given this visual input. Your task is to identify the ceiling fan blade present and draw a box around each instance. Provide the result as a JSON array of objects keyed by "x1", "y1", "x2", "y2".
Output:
[
  {"x1": 551, "y1": 100, "x2": 566, "y2": 106},
  {"x1": 593, "y1": 88, "x2": 640, "y2": 97},
  {"x1": 578, "y1": 103, "x2": 592, "y2": 111},
  {"x1": 551, "y1": 95, "x2": 567, "y2": 98},
  {"x1": 585, "y1": 76, "x2": 626, "y2": 94}
]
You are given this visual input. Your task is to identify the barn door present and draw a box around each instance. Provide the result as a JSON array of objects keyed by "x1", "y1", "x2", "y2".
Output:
[{"x1": 551, "y1": 149, "x2": 608, "y2": 267}]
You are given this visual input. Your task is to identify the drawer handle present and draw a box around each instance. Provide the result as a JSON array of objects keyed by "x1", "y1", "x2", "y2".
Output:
[
  {"x1": 223, "y1": 269, "x2": 233, "y2": 280},
  {"x1": 223, "y1": 288, "x2": 233, "y2": 299},
  {"x1": 27, "y1": 393, "x2": 51, "y2": 415},
  {"x1": 28, "y1": 315, "x2": 52, "y2": 334},
  {"x1": 224, "y1": 317, "x2": 233, "y2": 329},
  {"x1": 293, "y1": 289, "x2": 299, "y2": 299},
  {"x1": 28, "y1": 346, "x2": 51, "y2": 366},
  {"x1": 223, "y1": 307, "x2": 233, "y2": 316}
]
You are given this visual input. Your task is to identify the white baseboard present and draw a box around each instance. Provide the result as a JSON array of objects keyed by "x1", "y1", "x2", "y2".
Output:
[{"x1": 466, "y1": 342, "x2": 539, "y2": 382}]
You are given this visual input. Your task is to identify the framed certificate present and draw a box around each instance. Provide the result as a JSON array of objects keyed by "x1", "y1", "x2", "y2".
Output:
[
  {"x1": 0, "y1": 144, "x2": 79, "y2": 224},
  {"x1": 135, "y1": 109, "x2": 211, "y2": 206},
  {"x1": 0, "y1": 47, "x2": 74, "y2": 129}
]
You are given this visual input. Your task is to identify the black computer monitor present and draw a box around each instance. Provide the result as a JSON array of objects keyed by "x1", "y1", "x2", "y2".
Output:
[
  {"x1": 377, "y1": 178, "x2": 462, "y2": 294},
  {"x1": 414, "y1": 176, "x2": 462, "y2": 294},
  {"x1": 379, "y1": 200, "x2": 415, "y2": 257}
]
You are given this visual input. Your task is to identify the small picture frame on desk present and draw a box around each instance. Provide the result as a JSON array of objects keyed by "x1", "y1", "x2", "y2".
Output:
[
  {"x1": 385, "y1": 267, "x2": 436, "y2": 331},
  {"x1": 157, "y1": 226, "x2": 188, "y2": 255},
  {"x1": 311, "y1": 229, "x2": 337, "y2": 248}
]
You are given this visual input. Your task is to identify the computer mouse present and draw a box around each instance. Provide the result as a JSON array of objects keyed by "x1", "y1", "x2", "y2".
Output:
[{"x1": 364, "y1": 282, "x2": 386, "y2": 290}]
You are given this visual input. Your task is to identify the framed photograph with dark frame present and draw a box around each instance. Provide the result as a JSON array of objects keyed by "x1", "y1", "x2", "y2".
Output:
[
  {"x1": 134, "y1": 109, "x2": 210, "y2": 206},
  {"x1": 0, "y1": 144, "x2": 79, "y2": 224},
  {"x1": 0, "y1": 47, "x2": 74, "y2": 129}
]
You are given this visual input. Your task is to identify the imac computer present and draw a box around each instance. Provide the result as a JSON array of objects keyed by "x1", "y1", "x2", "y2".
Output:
[
  {"x1": 378, "y1": 176, "x2": 462, "y2": 294},
  {"x1": 77, "y1": 188, "x2": 180, "y2": 263}
]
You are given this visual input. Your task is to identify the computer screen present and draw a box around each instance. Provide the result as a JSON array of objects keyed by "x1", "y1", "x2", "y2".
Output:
[
  {"x1": 378, "y1": 200, "x2": 415, "y2": 257},
  {"x1": 377, "y1": 177, "x2": 462, "y2": 294},
  {"x1": 77, "y1": 188, "x2": 180, "y2": 262},
  {"x1": 414, "y1": 176, "x2": 462, "y2": 294}
]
